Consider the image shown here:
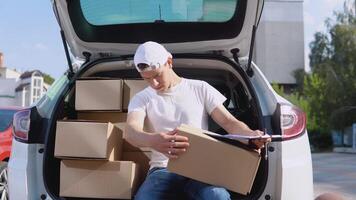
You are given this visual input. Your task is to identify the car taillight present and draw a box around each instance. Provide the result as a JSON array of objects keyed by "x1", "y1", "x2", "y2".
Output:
[
  {"x1": 280, "y1": 104, "x2": 306, "y2": 140},
  {"x1": 13, "y1": 109, "x2": 31, "y2": 142}
]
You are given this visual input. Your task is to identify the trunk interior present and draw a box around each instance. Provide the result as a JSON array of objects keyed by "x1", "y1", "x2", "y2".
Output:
[{"x1": 43, "y1": 55, "x2": 268, "y2": 200}]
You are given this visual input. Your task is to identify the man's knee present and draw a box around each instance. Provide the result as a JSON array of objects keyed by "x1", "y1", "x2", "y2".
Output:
[
  {"x1": 185, "y1": 179, "x2": 231, "y2": 200},
  {"x1": 200, "y1": 186, "x2": 231, "y2": 200}
]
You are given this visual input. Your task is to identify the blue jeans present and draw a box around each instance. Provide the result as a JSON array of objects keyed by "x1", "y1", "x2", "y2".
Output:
[{"x1": 134, "y1": 168, "x2": 231, "y2": 200}]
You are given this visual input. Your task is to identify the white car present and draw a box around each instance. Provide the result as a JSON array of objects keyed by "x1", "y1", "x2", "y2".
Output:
[{"x1": 8, "y1": 0, "x2": 313, "y2": 200}]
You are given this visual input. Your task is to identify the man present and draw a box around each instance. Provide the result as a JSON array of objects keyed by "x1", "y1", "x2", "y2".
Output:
[{"x1": 125, "y1": 41, "x2": 270, "y2": 200}]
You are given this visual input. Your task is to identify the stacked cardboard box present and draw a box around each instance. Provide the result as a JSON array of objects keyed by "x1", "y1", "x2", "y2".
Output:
[
  {"x1": 75, "y1": 79, "x2": 124, "y2": 111},
  {"x1": 55, "y1": 121, "x2": 122, "y2": 160},
  {"x1": 77, "y1": 111, "x2": 152, "y2": 186},
  {"x1": 60, "y1": 160, "x2": 138, "y2": 199},
  {"x1": 56, "y1": 78, "x2": 150, "y2": 199},
  {"x1": 123, "y1": 80, "x2": 150, "y2": 110},
  {"x1": 77, "y1": 111, "x2": 151, "y2": 152},
  {"x1": 55, "y1": 120, "x2": 139, "y2": 199}
]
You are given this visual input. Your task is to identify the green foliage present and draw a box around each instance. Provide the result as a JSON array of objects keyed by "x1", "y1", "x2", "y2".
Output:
[
  {"x1": 303, "y1": 73, "x2": 330, "y2": 133},
  {"x1": 308, "y1": 130, "x2": 333, "y2": 152},
  {"x1": 275, "y1": 0, "x2": 356, "y2": 150},
  {"x1": 293, "y1": 69, "x2": 308, "y2": 94},
  {"x1": 307, "y1": 2, "x2": 356, "y2": 131},
  {"x1": 309, "y1": 32, "x2": 331, "y2": 69},
  {"x1": 43, "y1": 73, "x2": 55, "y2": 85},
  {"x1": 271, "y1": 83, "x2": 318, "y2": 132}
]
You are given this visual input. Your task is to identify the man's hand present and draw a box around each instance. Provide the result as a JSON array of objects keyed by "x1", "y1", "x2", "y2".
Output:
[
  {"x1": 149, "y1": 129, "x2": 190, "y2": 159},
  {"x1": 248, "y1": 130, "x2": 271, "y2": 149}
]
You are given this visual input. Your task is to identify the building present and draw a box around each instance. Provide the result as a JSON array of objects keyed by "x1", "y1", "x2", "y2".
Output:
[
  {"x1": 0, "y1": 52, "x2": 21, "y2": 106},
  {"x1": 0, "y1": 52, "x2": 50, "y2": 107},
  {"x1": 254, "y1": 0, "x2": 304, "y2": 86},
  {"x1": 15, "y1": 70, "x2": 50, "y2": 107}
]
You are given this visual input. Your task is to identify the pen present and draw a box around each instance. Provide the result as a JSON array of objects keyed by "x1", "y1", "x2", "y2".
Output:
[{"x1": 264, "y1": 128, "x2": 268, "y2": 160}]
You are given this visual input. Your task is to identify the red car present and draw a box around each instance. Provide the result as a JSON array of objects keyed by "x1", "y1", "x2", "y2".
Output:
[{"x1": 0, "y1": 107, "x2": 21, "y2": 196}]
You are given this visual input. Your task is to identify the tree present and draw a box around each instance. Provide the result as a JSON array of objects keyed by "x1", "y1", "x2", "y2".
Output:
[
  {"x1": 43, "y1": 73, "x2": 55, "y2": 85},
  {"x1": 306, "y1": 0, "x2": 356, "y2": 131},
  {"x1": 293, "y1": 68, "x2": 307, "y2": 94},
  {"x1": 309, "y1": 32, "x2": 330, "y2": 70}
]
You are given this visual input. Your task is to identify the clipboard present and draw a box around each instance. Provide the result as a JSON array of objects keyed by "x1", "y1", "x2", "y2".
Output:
[{"x1": 202, "y1": 130, "x2": 282, "y2": 150}]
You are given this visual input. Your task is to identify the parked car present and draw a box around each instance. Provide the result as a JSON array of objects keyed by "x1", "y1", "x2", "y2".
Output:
[
  {"x1": 8, "y1": 0, "x2": 313, "y2": 200},
  {"x1": 0, "y1": 107, "x2": 21, "y2": 199}
]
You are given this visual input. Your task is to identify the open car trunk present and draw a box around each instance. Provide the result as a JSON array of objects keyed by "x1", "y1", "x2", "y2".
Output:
[{"x1": 43, "y1": 55, "x2": 268, "y2": 200}]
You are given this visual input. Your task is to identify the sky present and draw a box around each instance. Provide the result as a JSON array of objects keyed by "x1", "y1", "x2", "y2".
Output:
[{"x1": 0, "y1": 0, "x2": 346, "y2": 79}]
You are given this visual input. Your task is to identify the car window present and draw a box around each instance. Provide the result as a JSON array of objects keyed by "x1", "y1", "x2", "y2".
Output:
[
  {"x1": 36, "y1": 75, "x2": 69, "y2": 118},
  {"x1": 80, "y1": 0, "x2": 238, "y2": 25},
  {"x1": 0, "y1": 110, "x2": 17, "y2": 132}
]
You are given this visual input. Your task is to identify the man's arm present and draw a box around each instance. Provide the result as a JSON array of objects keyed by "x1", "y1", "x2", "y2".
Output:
[
  {"x1": 125, "y1": 111, "x2": 154, "y2": 148},
  {"x1": 210, "y1": 105, "x2": 270, "y2": 148},
  {"x1": 125, "y1": 111, "x2": 189, "y2": 158}
]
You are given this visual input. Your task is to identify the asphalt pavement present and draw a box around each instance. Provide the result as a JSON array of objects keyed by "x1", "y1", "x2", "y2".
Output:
[{"x1": 312, "y1": 153, "x2": 356, "y2": 200}]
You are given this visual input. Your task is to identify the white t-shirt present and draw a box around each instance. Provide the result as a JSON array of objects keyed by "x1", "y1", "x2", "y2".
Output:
[{"x1": 128, "y1": 78, "x2": 226, "y2": 168}]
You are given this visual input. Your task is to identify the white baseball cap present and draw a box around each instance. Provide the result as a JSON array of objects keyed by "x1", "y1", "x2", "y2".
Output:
[{"x1": 133, "y1": 41, "x2": 172, "y2": 72}]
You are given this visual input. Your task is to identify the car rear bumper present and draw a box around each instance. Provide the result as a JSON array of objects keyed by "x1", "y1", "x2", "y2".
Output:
[
  {"x1": 8, "y1": 139, "x2": 48, "y2": 200},
  {"x1": 280, "y1": 132, "x2": 314, "y2": 199},
  {"x1": 266, "y1": 132, "x2": 314, "y2": 200}
]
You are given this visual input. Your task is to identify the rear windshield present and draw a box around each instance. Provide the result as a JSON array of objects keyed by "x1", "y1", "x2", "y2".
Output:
[
  {"x1": 68, "y1": 0, "x2": 246, "y2": 43},
  {"x1": 80, "y1": 0, "x2": 238, "y2": 25},
  {"x1": 0, "y1": 109, "x2": 17, "y2": 132}
]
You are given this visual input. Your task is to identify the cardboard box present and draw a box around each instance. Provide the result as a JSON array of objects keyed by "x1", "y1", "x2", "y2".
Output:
[
  {"x1": 167, "y1": 124, "x2": 261, "y2": 195},
  {"x1": 77, "y1": 112, "x2": 151, "y2": 152},
  {"x1": 77, "y1": 111, "x2": 127, "y2": 129},
  {"x1": 55, "y1": 121, "x2": 122, "y2": 160},
  {"x1": 123, "y1": 80, "x2": 148, "y2": 110},
  {"x1": 75, "y1": 79, "x2": 123, "y2": 111},
  {"x1": 60, "y1": 160, "x2": 139, "y2": 199},
  {"x1": 122, "y1": 151, "x2": 151, "y2": 186}
]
